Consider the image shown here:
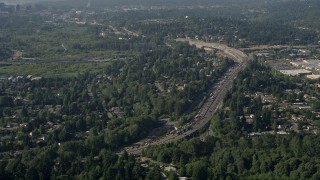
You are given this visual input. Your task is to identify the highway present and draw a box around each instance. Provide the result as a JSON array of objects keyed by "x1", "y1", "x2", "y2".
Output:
[{"x1": 119, "y1": 39, "x2": 249, "y2": 155}]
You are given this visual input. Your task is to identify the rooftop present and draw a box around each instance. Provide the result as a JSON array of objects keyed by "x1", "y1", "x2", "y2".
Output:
[{"x1": 280, "y1": 69, "x2": 312, "y2": 76}]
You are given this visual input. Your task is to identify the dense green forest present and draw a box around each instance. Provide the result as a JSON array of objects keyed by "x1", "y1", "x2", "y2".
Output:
[
  {"x1": 0, "y1": 46, "x2": 12, "y2": 60},
  {"x1": 144, "y1": 135, "x2": 320, "y2": 179},
  {"x1": 0, "y1": 147, "x2": 148, "y2": 179}
]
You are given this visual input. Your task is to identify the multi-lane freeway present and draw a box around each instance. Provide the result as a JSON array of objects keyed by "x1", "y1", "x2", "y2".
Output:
[{"x1": 118, "y1": 39, "x2": 249, "y2": 155}]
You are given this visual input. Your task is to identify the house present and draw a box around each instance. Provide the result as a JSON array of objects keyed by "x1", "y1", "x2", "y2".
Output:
[
  {"x1": 179, "y1": 177, "x2": 190, "y2": 180},
  {"x1": 277, "y1": 131, "x2": 289, "y2": 135},
  {"x1": 0, "y1": 76, "x2": 8, "y2": 81},
  {"x1": 107, "y1": 112, "x2": 113, "y2": 119},
  {"x1": 164, "y1": 166, "x2": 177, "y2": 173},
  {"x1": 248, "y1": 132, "x2": 261, "y2": 137}
]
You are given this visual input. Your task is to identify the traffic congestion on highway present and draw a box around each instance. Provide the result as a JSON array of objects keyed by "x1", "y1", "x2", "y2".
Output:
[{"x1": 118, "y1": 39, "x2": 249, "y2": 156}]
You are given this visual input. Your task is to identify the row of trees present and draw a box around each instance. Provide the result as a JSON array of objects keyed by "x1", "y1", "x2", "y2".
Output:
[
  {"x1": 0, "y1": 145, "x2": 150, "y2": 179},
  {"x1": 144, "y1": 134, "x2": 320, "y2": 179}
]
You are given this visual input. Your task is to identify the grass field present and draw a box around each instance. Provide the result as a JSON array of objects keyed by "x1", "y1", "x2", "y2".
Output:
[{"x1": 0, "y1": 62, "x2": 112, "y2": 78}]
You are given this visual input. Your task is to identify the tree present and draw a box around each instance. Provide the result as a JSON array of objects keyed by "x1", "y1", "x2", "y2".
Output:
[
  {"x1": 0, "y1": 96, "x2": 13, "y2": 107},
  {"x1": 168, "y1": 171, "x2": 179, "y2": 180},
  {"x1": 192, "y1": 160, "x2": 208, "y2": 180},
  {"x1": 5, "y1": 157, "x2": 26, "y2": 179},
  {"x1": 145, "y1": 166, "x2": 162, "y2": 180}
]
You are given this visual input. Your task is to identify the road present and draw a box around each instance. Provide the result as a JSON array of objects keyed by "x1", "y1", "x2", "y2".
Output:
[
  {"x1": 0, "y1": 39, "x2": 248, "y2": 157},
  {"x1": 119, "y1": 39, "x2": 249, "y2": 155},
  {"x1": 239, "y1": 45, "x2": 317, "y2": 51}
]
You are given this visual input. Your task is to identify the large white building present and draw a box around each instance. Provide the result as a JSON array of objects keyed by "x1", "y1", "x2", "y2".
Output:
[
  {"x1": 291, "y1": 59, "x2": 320, "y2": 71},
  {"x1": 280, "y1": 69, "x2": 312, "y2": 77}
]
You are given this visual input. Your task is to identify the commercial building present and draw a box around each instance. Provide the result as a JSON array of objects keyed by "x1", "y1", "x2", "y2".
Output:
[
  {"x1": 291, "y1": 59, "x2": 320, "y2": 71},
  {"x1": 280, "y1": 69, "x2": 312, "y2": 77}
]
